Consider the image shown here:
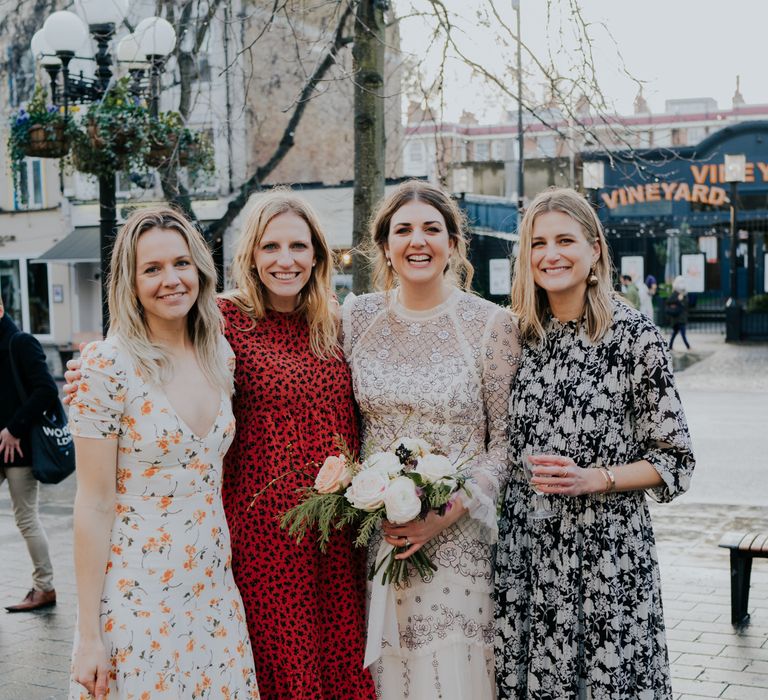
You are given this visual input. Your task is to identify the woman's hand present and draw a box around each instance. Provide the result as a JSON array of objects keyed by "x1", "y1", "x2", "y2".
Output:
[
  {"x1": 529, "y1": 454, "x2": 605, "y2": 497},
  {"x1": 72, "y1": 637, "x2": 110, "y2": 699},
  {"x1": 382, "y1": 499, "x2": 468, "y2": 560},
  {"x1": 62, "y1": 354, "x2": 84, "y2": 406}
]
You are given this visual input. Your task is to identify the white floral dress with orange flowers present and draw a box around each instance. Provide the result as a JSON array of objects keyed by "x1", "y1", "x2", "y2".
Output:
[{"x1": 68, "y1": 337, "x2": 259, "y2": 700}]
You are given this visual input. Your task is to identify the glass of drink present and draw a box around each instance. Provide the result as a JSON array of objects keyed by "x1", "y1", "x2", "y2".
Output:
[{"x1": 522, "y1": 452, "x2": 556, "y2": 520}]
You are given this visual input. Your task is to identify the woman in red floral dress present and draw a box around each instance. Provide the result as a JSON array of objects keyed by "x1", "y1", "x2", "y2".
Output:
[{"x1": 218, "y1": 191, "x2": 374, "y2": 699}]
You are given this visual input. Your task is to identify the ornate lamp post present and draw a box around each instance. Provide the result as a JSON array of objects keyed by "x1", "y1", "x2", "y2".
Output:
[{"x1": 31, "y1": 2, "x2": 175, "y2": 335}]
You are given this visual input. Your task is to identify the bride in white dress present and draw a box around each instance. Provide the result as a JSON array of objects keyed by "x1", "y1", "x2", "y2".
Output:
[{"x1": 342, "y1": 181, "x2": 520, "y2": 699}]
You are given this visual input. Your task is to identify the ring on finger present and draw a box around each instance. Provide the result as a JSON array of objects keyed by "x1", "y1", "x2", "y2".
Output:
[
  {"x1": 404, "y1": 537, "x2": 411, "y2": 547},
  {"x1": 561, "y1": 468, "x2": 568, "y2": 478}
]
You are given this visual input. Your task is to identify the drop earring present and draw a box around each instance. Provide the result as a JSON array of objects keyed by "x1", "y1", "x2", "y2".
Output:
[
  {"x1": 386, "y1": 258, "x2": 392, "y2": 267},
  {"x1": 587, "y1": 265, "x2": 598, "y2": 287}
]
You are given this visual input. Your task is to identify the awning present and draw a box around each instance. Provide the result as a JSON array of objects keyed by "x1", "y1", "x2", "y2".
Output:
[{"x1": 36, "y1": 227, "x2": 99, "y2": 263}]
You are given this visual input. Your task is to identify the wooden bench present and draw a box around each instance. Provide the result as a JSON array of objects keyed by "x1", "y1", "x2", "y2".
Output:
[{"x1": 718, "y1": 531, "x2": 768, "y2": 626}]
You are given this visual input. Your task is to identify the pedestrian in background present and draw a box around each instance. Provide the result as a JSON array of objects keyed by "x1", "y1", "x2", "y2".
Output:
[
  {"x1": 496, "y1": 188, "x2": 695, "y2": 699},
  {"x1": 639, "y1": 274, "x2": 657, "y2": 319},
  {"x1": 666, "y1": 275, "x2": 691, "y2": 350},
  {"x1": 620, "y1": 273, "x2": 641, "y2": 309},
  {"x1": 0, "y1": 293, "x2": 58, "y2": 613}
]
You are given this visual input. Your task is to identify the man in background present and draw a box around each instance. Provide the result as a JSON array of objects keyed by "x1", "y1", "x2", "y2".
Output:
[
  {"x1": 621, "y1": 274, "x2": 641, "y2": 310},
  {"x1": 0, "y1": 293, "x2": 58, "y2": 612}
]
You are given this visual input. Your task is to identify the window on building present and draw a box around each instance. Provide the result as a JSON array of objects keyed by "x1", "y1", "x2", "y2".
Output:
[
  {"x1": 0, "y1": 258, "x2": 51, "y2": 335},
  {"x1": 537, "y1": 135, "x2": 556, "y2": 157},
  {"x1": 198, "y1": 53, "x2": 211, "y2": 82},
  {"x1": 408, "y1": 141, "x2": 424, "y2": 164},
  {"x1": 183, "y1": 127, "x2": 217, "y2": 194},
  {"x1": 671, "y1": 128, "x2": 686, "y2": 146},
  {"x1": 687, "y1": 126, "x2": 706, "y2": 144},
  {"x1": 491, "y1": 140, "x2": 506, "y2": 161},
  {"x1": 473, "y1": 141, "x2": 490, "y2": 161},
  {"x1": 14, "y1": 158, "x2": 45, "y2": 209}
]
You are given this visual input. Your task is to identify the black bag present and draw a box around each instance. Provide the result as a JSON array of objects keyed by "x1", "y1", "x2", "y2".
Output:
[
  {"x1": 665, "y1": 296, "x2": 683, "y2": 319},
  {"x1": 8, "y1": 334, "x2": 75, "y2": 484}
]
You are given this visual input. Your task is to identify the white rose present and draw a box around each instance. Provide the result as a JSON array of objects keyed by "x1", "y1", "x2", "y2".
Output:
[
  {"x1": 395, "y1": 437, "x2": 432, "y2": 459},
  {"x1": 362, "y1": 451, "x2": 402, "y2": 477},
  {"x1": 383, "y1": 477, "x2": 423, "y2": 524},
  {"x1": 414, "y1": 453, "x2": 455, "y2": 483},
  {"x1": 345, "y1": 469, "x2": 390, "y2": 512}
]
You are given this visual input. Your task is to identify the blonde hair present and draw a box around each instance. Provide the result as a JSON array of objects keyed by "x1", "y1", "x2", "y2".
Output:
[
  {"x1": 223, "y1": 188, "x2": 339, "y2": 359},
  {"x1": 107, "y1": 206, "x2": 232, "y2": 394},
  {"x1": 369, "y1": 180, "x2": 474, "y2": 291},
  {"x1": 511, "y1": 187, "x2": 615, "y2": 344}
]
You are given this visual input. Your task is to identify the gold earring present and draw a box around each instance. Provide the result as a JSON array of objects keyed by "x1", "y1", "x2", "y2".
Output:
[{"x1": 587, "y1": 265, "x2": 598, "y2": 287}]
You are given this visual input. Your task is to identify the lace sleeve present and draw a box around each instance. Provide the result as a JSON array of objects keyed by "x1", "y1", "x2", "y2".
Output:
[{"x1": 456, "y1": 307, "x2": 520, "y2": 540}]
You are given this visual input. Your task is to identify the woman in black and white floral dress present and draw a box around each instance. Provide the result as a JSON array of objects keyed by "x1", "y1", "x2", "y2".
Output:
[{"x1": 495, "y1": 188, "x2": 694, "y2": 700}]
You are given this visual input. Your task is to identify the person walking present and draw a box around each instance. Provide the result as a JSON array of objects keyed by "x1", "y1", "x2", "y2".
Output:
[
  {"x1": 620, "y1": 273, "x2": 640, "y2": 309},
  {"x1": 639, "y1": 274, "x2": 657, "y2": 319},
  {"x1": 495, "y1": 188, "x2": 695, "y2": 699},
  {"x1": 666, "y1": 276, "x2": 691, "y2": 350},
  {"x1": 0, "y1": 293, "x2": 58, "y2": 613}
]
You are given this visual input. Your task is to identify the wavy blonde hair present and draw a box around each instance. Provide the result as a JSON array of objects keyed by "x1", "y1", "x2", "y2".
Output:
[
  {"x1": 511, "y1": 187, "x2": 615, "y2": 344},
  {"x1": 223, "y1": 188, "x2": 339, "y2": 359},
  {"x1": 107, "y1": 206, "x2": 232, "y2": 394},
  {"x1": 369, "y1": 180, "x2": 474, "y2": 291}
]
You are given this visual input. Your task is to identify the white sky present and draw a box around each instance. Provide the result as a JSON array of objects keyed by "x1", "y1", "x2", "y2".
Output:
[{"x1": 398, "y1": 0, "x2": 768, "y2": 122}]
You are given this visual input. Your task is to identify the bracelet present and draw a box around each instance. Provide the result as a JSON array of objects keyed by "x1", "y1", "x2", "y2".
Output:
[
  {"x1": 598, "y1": 467, "x2": 611, "y2": 493},
  {"x1": 601, "y1": 466, "x2": 616, "y2": 493}
]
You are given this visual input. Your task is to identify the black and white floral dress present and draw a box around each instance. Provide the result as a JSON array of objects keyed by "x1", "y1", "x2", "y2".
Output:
[{"x1": 495, "y1": 300, "x2": 694, "y2": 700}]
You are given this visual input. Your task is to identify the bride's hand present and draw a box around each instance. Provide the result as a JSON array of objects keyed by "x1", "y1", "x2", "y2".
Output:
[{"x1": 382, "y1": 500, "x2": 468, "y2": 560}]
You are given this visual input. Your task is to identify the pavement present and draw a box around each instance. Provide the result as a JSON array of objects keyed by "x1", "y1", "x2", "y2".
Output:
[{"x1": 0, "y1": 330, "x2": 767, "y2": 699}]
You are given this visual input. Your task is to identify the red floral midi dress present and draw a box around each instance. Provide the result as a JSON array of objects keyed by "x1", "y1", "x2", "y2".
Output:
[{"x1": 219, "y1": 300, "x2": 374, "y2": 700}]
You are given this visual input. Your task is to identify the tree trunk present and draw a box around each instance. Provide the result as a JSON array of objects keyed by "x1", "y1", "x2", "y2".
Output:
[{"x1": 352, "y1": 0, "x2": 386, "y2": 295}]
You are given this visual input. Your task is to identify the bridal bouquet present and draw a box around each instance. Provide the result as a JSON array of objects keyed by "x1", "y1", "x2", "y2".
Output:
[{"x1": 280, "y1": 436, "x2": 470, "y2": 586}]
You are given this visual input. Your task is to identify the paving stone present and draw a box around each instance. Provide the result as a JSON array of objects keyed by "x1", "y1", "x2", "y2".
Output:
[
  {"x1": 699, "y1": 666, "x2": 768, "y2": 687},
  {"x1": 670, "y1": 664, "x2": 704, "y2": 680},
  {"x1": 670, "y1": 677, "x2": 729, "y2": 697},
  {"x1": 667, "y1": 639, "x2": 726, "y2": 656},
  {"x1": 675, "y1": 653, "x2": 749, "y2": 672},
  {"x1": 721, "y1": 685, "x2": 768, "y2": 699}
]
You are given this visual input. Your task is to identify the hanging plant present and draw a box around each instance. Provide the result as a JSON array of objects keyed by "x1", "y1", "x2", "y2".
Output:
[
  {"x1": 145, "y1": 111, "x2": 183, "y2": 168},
  {"x1": 73, "y1": 76, "x2": 151, "y2": 178},
  {"x1": 7, "y1": 85, "x2": 73, "y2": 183}
]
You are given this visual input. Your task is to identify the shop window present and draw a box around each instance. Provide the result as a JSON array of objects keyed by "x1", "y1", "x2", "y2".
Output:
[
  {"x1": 14, "y1": 158, "x2": 44, "y2": 209},
  {"x1": 0, "y1": 258, "x2": 51, "y2": 335}
]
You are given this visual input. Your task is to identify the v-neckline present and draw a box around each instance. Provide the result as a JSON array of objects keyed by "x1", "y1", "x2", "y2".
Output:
[{"x1": 159, "y1": 389, "x2": 225, "y2": 441}]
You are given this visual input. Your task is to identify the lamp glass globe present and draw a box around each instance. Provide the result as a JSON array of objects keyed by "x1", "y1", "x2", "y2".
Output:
[
  {"x1": 75, "y1": 0, "x2": 130, "y2": 26},
  {"x1": 31, "y1": 29, "x2": 62, "y2": 66},
  {"x1": 43, "y1": 11, "x2": 88, "y2": 54},
  {"x1": 135, "y1": 16, "x2": 176, "y2": 58}
]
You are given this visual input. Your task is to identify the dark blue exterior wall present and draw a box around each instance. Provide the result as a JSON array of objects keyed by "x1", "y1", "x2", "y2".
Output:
[{"x1": 584, "y1": 121, "x2": 768, "y2": 297}]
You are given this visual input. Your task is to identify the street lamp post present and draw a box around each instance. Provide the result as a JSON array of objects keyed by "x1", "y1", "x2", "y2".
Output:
[
  {"x1": 724, "y1": 153, "x2": 746, "y2": 307},
  {"x1": 512, "y1": 0, "x2": 524, "y2": 230},
  {"x1": 31, "y1": 2, "x2": 175, "y2": 336}
]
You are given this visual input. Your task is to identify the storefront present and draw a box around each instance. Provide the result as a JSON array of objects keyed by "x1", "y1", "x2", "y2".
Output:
[{"x1": 583, "y1": 121, "x2": 768, "y2": 300}]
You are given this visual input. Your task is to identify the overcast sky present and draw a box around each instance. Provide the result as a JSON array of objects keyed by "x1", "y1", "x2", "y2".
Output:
[{"x1": 398, "y1": 1, "x2": 768, "y2": 122}]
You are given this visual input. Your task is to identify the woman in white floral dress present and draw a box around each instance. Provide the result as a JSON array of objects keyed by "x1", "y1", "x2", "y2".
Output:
[
  {"x1": 69, "y1": 208, "x2": 259, "y2": 700},
  {"x1": 343, "y1": 181, "x2": 520, "y2": 699},
  {"x1": 495, "y1": 188, "x2": 694, "y2": 699}
]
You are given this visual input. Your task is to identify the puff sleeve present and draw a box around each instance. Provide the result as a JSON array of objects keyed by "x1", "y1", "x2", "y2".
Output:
[{"x1": 68, "y1": 340, "x2": 128, "y2": 440}]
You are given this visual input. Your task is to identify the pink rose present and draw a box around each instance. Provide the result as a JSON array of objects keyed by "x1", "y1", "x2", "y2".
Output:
[{"x1": 314, "y1": 455, "x2": 352, "y2": 494}]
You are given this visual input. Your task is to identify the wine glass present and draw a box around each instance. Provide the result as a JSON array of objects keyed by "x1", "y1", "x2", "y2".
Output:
[{"x1": 522, "y1": 452, "x2": 556, "y2": 521}]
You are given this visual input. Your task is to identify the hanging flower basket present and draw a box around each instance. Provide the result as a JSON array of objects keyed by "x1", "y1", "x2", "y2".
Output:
[
  {"x1": 145, "y1": 132, "x2": 179, "y2": 167},
  {"x1": 23, "y1": 122, "x2": 70, "y2": 158}
]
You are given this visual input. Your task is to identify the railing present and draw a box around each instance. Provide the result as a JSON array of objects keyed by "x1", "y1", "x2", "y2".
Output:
[{"x1": 656, "y1": 293, "x2": 727, "y2": 334}]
